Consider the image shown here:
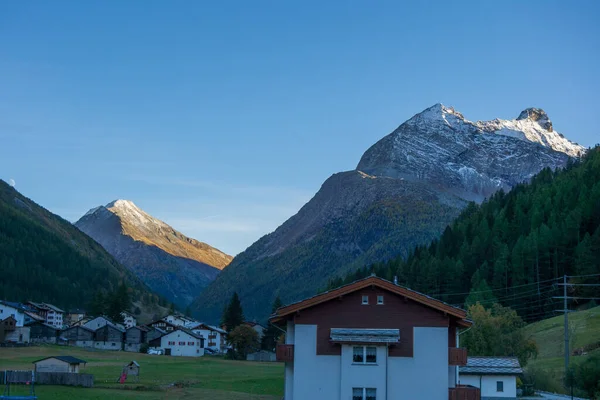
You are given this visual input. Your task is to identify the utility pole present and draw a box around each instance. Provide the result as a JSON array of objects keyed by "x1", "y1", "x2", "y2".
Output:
[{"x1": 563, "y1": 274, "x2": 569, "y2": 373}]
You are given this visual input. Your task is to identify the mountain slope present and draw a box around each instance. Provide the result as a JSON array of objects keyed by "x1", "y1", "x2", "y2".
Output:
[
  {"x1": 334, "y1": 147, "x2": 600, "y2": 320},
  {"x1": 0, "y1": 180, "x2": 155, "y2": 310},
  {"x1": 192, "y1": 104, "x2": 585, "y2": 323},
  {"x1": 76, "y1": 200, "x2": 232, "y2": 308}
]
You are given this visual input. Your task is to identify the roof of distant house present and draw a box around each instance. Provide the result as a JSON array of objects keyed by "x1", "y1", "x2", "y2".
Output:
[
  {"x1": 43, "y1": 303, "x2": 65, "y2": 313},
  {"x1": 270, "y1": 275, "x2": 471, "y2": 326},
  {"x1": 190, "y1": 323, "x2": 227, "y2": 334},
  {"x1": 460, "y1": 357, "x2": 523, "y2": 375},
  {"x1": 33, "y1": 356, "x2": 87, "y2": 365}
]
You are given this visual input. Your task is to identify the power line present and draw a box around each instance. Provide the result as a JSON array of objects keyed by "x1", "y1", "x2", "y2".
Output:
[
  {"x1": 567, "y1": 273, "x2": 600, "y2": 278},
  {"x1": 429, "y1": 277, "x2": 560, "y2": 297}
]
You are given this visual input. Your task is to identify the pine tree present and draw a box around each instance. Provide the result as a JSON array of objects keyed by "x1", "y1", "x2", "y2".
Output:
[{"x1": 222, "y1": 292, "x2": 244, "y2": 332}]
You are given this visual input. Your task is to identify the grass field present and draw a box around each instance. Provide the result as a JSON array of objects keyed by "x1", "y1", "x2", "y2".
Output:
[
  {"x1": 0, "y1": 345, "x2": 283, "y2": 399},
  {"x1": 522, "y1": 305, "x2": 600, "y2": 394}
]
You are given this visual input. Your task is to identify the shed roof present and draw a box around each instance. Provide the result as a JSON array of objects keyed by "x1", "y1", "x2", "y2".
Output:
[
  {"x1": 34, "y1": 356, "x2": 87, "y2": 365},
  {"x1": 460, "y1": 357, "x2": 523, "y2": 375},
  {"x1": 330, "y1": 328, "x2": 400, "y2": 344}
]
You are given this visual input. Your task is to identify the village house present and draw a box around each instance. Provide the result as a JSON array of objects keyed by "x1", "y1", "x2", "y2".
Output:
[
  {"x1": 147, "y1": 318, "x2": 178, "y2": 332},
  {"x1": 144, "y1": 326, "x2": 166, "y2": 343},
  {"x1": 61, "y1": 325, "x2": 95, "y2": 347},
  {"x1": 0, "y1": 301, "x2": 27, "y2": 326},
  {"x1": 270, "y1": 276, "x2": 472, "y2": 400},
  {"x1": 27, "y1": 302, "x2": 65, "y2": 329},
  {"x1": 242, "y1": 321, "x2": 266, "y2": 341},
  {"x1": 459, "y1": 357, "x2": 523, "y2": 400},
  {"x1": 65, "y1": 309, "x2": 86, "y2": 326},
  {"x1": 163, "y1": 314, "x2": 198, "y2": 328},
  {"x1": 125, "y1": 325, "x2": 150, "y2": 352},
  {"x1": 190, "y1": 323, "x2": 227, "y2": 352},
  {"x1": 84, "y1": 315, "x2": 125, "y2": 331},
  {"x1": 33, "y1": 356, "x2": 87, "y2": 373},
  {"x1": 71, "y1": 316, "x2": 93, "y2": 327},
  {"x1": 27, "y1": 320, "x2": 59, "y2": 344},
  {"x1": 94, "y1": 323, "x2": 125, "y2": 350},
  {"x1": 149, "y1": 328, "x2": 205, "y2": 357},
  {"x1": 121, "y1": 311, "x2": 137, "y2": 329}
]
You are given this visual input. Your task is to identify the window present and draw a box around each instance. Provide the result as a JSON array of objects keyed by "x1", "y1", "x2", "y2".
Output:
[
  {"x1": 353, "y1": 388, "x2": 376, "y2": 400},
  {"x1": 188, "y1": 342, "x2": 194, "y2": 346},
  {"x1": 377, "y1": 295, "x2": 384, "y2": 305},
  {"x1": 353, "y1": 346, "x2": 377, "y2": 364},
  {"x1": 496, "y1": 381, "x2": 503, "y2": 392},
  {"x1": 362, "y1": 295, "x2": 369, "y2": 305},
  {"x1": 179, "y1": 341, "x2": 186, "y2": 345}
]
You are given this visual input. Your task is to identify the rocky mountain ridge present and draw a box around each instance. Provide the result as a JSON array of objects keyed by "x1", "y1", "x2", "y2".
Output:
[
  {"x1": 191, "y1": 104, "x2": 585, "y2": 323},
  {"x1": 75, "y1": 200, "x2": 232, "y2": 308}
]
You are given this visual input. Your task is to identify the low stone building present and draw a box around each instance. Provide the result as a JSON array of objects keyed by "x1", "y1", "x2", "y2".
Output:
[
  {"x1": 94, "y1": 324, "x2": 124, "y2": 350},
  {"x1": 27, "y1": 321, "x2": 59, "y2": 344},
  {"x1": 125, "y1": 326, "x2": 149, "y2": 352},
  {"x1": 61, "y1": 325, "x2": 94, "y2": 347}
]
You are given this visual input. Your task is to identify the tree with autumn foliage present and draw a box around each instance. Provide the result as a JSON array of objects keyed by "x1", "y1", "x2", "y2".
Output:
[{"x1": 461, "y1": 302, "x2": 538, "y2": 367}]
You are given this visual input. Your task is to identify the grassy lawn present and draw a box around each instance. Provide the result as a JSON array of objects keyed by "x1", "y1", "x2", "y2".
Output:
[
  {"x1": 0, "y1": 345, "x2": 283, "y2": 400},
  {"x1": 522, "y1": 305, "x2": 600, "y2": 394}
]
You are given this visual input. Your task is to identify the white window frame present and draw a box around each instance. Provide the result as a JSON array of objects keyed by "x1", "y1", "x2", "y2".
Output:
[
  {"x1": 361, "y1": 295, "x2": 369, "y2": 305},
  {"x1": 352, "y1": 346, "x2": 377, "y2": 364},
  {"x1": 352, "y1": 387, "x2": 377, "y2": 400},
  {"x1": 377, "y1": 295, "x2": 384, "y2": 305}
]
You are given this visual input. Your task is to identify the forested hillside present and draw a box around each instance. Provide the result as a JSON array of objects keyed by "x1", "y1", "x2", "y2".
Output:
[
  {"x1": 0, "y1": 180, "x2": 162, "y2": 312},
  {"x1": 330, "y1": 147, "x2": 600, "y2": 321}
]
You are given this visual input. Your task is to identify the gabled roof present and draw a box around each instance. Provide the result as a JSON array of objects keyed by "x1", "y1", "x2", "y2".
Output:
[
  {"x1": 270, "y1": 276, "x2": 470, "y2": 325},
  {"x1": 158, "y1": 327, "x2": 204, "y2": 340},
  {"x1": 25, "y1": 311, "x2": 45, "y2": 321},
  {"x1": 190, "y1": 323, "x2": 227, "y2": 334},
  {"x1": 460, "y1": 357, "x2": 523, "y2": 375},
  {"x1": 62, "y1": 325, "x2": 95, "y2": 333},
  {"x1": 43, "y1": 303, "x2": 65, "y2": 313},
  {"x1": 33, "y1": 356, "x2": 86, "y2": 365}
]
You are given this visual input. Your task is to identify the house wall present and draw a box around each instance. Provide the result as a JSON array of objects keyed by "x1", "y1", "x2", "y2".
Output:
[
  {"x1": 45, "y1": 310, "x2": 63, "y2": 328},
  {"x1": 0, "y1": 304, "x2": 25, "y2": 326},
  {"x1": 460, "y1": 375, "x2": 517, "y2": 399},
  {"x1": 62, "y1": 327, "x2": 94, "y2": 345},
  {"x1": 94, "y1": 341, "x2": 121, "y2": 350},
  {"x1": 159, "y1": 331, "x2": 204, "y2": 357},
  {"x1": 284, "y1": 321, "x2": 295, "y2": 400},
  {"x1": 387, "y1": 327, "x2": 449, "y2": 400},
  {"x1": 293, "y1": 288, "x2": 450, "y2": 357},
  {"x1": 5, "y1": 326, "x2": 30, "y2": 343},
  {"x1": 292, "y1": 324, "x2": 340, "y2": 400},
  {"x1": 35, "y1": 359, "x2": 70, "y2": 373},
  {"x1": 125, "y1": 343, "x2": 142, "y2": 352},
  {"x1": 340, "y1": 344, "x2": 387, "y2": 400},
  {"x1": 448, "y1": 366, "x2": 458, "y2": 388}
]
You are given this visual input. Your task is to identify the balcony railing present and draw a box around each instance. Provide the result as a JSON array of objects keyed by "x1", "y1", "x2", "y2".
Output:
[
  {"x1": 276, "y1": 344, "x2": 294, "y2": 362},
  {"x1": 449, "y1": 385, "x2": 480, "y2": 400},
  {"x1": 449, "y1": 347, "x2": 468, "y2": 366}
]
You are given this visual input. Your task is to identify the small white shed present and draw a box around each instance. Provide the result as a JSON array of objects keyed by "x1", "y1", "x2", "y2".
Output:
[{"x1": 459, "y1": 357, "x2": 522, "y2": 399}]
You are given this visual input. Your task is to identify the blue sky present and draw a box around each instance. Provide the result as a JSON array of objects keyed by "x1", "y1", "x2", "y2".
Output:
[{"x1": 1, "y1": 1, "x2": 599, "y2": 255}]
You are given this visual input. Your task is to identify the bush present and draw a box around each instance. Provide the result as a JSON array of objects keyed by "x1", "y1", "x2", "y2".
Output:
[{"x1": 139, "y1": 343, "x2": 149, "y2": 354}]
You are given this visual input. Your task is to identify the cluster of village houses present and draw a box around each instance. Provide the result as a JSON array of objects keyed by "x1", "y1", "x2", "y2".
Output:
[{"x1": 0, "y1": 300, "x2": 265, "y2": 357}]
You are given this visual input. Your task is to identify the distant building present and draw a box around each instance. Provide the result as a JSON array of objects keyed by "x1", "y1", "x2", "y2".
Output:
[
  {"x1": 27, "y1": 302, "x2": 65, "y2": 329},
  {"x1": 121, "y1": 311, "x2": 137, "y2": 329},
  {"x1": 33, "y1": 356, "x2": 87, "y2": 373},
  {"x1": 0, "y1": 301, "x2": 27, "y2": 326},
  {"x1": 163, "y1": 314, "x2": 198, "y2": 328},
  {"x1": 149, "y1": 328, "x2": 205, "y2": 357},
  {"x1": 269, "y1": 275, "x2": 472, "y2": 400},
  {"x1": 65, "y1": 309, "x2": 86, "y2": 326},
  {"x1": 147, "y1": 318, "x2": 178, "y2": 332},
  {"x1": 125, "y1": 326, "x2": 150, "y2": 352},
  {"x1": 27, "y1": 321, "x2": 59, "y2": 344},
  {"x1": 83, "y1": 316, "x2": 125, "y2": 331},
  {"x1": 94, "y1": 323, "x2": 125, "y2": 351},
  {"x1": 459, "y1": 357, "x2": 523, "y2": 399},
  {"x1": 242, "y1": 321, "x2": 266, "y2": 340},
  {"x1": 61, "y1": 326, "x2": 95, "y2": 347},
  {"x1": 190, "y1": 323, "x2": 227, "y2": 352}
]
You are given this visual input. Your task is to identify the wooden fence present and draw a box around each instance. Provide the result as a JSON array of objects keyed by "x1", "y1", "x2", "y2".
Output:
[{"x1": 1, "y1": 370, "x2": 94, "y2": 388}]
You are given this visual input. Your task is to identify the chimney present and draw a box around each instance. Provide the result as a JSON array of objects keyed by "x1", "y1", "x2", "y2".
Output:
[{"x1": 393, "y1": 276, "x2": 398, "y2": 285}]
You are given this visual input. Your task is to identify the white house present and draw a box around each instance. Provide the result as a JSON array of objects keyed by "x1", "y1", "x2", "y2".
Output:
[
  {"x1": 149, "y1": 328, "x2": 205, "y2": 357},
  {"x1": 459, "y1": 357, "x2": 523, "y2": 400},
  {"x1": 121, "y1": 311, "x2": 137, "y2": 329},
  {"x1": 242, "y1": 321, "x2": 266, "y2": 341},
  {"x1": 269, "y1": 276, "x2": 472, "y2": 400},
  {"x1": 27, "y1": 302, "x2": 65, "y2": 329},
  {"x1": 163, "y1": 314, "x2": 197, "y2": 328},
  {"x1": 0, "y1": 301, "x2": 26, "y2": 326},
  {"x1": 190, "y1": 323, "x2": 227, "y2": 352}
]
